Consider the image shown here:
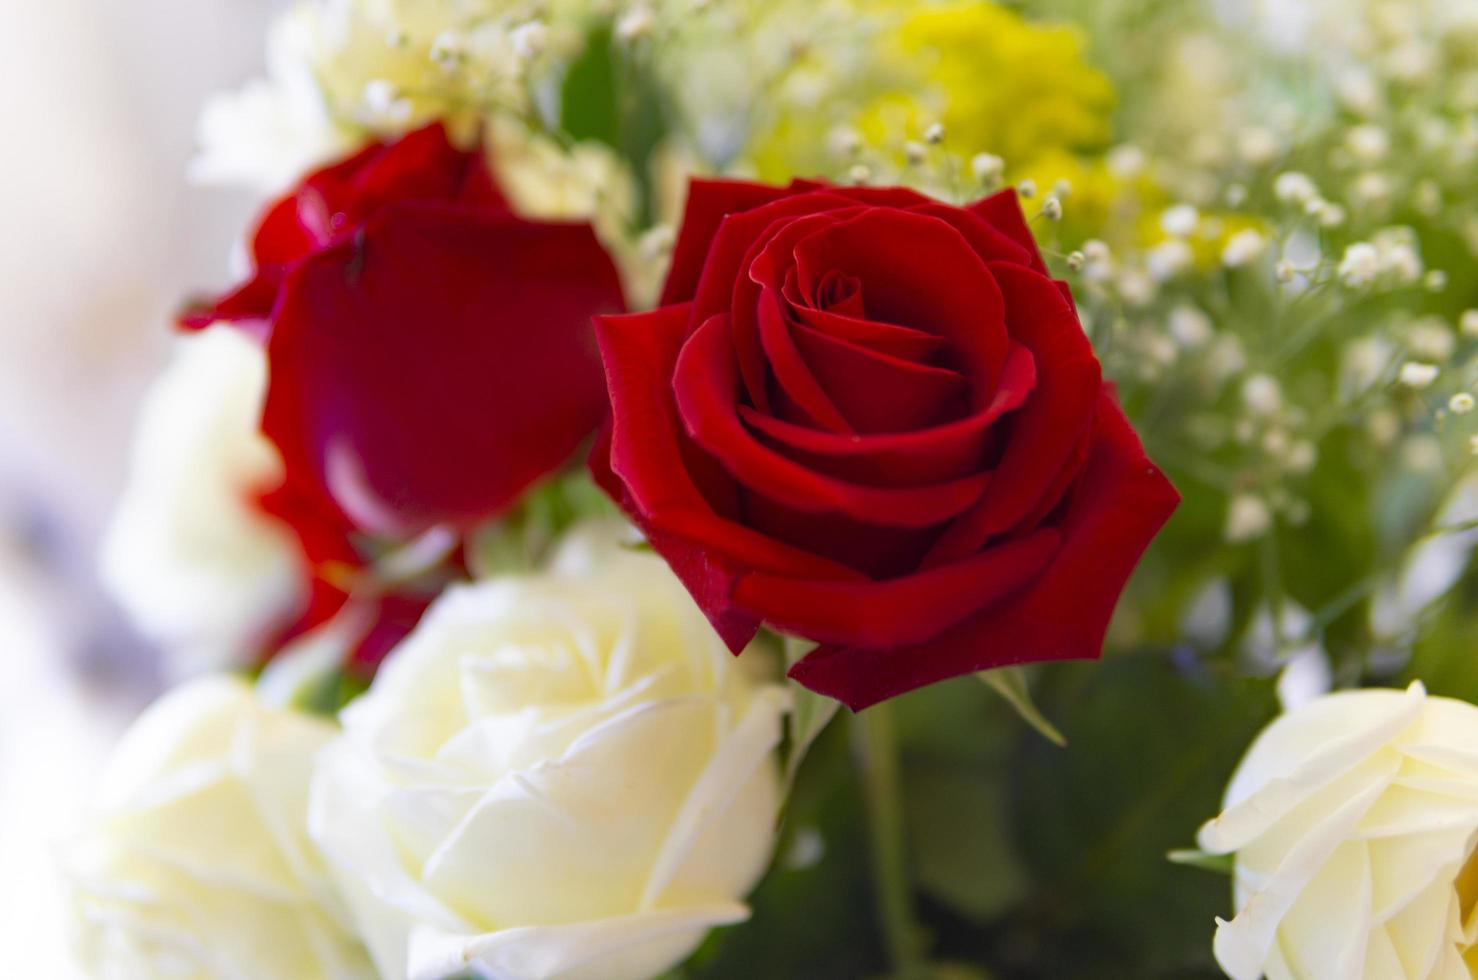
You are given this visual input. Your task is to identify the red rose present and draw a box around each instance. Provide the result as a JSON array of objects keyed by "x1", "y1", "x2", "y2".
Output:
[
  {"x1": 186, "y1": 122, "x2": 626, "y2": 669},
  {"x1": 592, "y1": 179, "x2": 1178, "y2": 709}
]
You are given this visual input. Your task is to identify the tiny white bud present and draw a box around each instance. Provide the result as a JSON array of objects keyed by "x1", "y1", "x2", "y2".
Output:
[
  {"x1": 1285, "y1": 441, "x2": 1318, "y2": 474},
  {"x1": 903, "y1": 140, "x2": 928, "y2": 166},
  {"x1": 1106, "y1": 144, "x2": 1146, "y2": 177},
  {"x1": 1242, "y1": 373, "x2": 1283, "y2": 417},
  {"x1": 1470, "y1": 434, "x2": 1478, "y2": 457},
  {"x1": 1221, "y1": 229, "x2": 1266, "y2": 268},
  {"x1": 510, "y1": 21, "x2": 549, "y2": 59},
  {"x1": 1160, "y1": 204, "x2": 1200, "y2": 238},
  {"x1": 1041, "y1": 196, "x2": 1063, "y2": 221},
  {"x1": 1276, "y1": 260, "x2": 1296, "y2": 283},
  {"x1": 1449, "y1": 393, "x2": 1475, "y2": 414},
  {"x1": 1424, "y1": 270, "x2": 1447, "y2": 292},
  {"x1": 1225, "y1": 183, "x2": 1248, "y2": 207},
  {"x1": 1398, "y1": 361, "x2": 1439, "y2": 389},
  {"x1": 847, "y1": 164, "x2": 871, "y2": 186},
  {"x1": 430, "y1": 31, "x2": 467, "y2": 71},
  {"x1": 615, "y1": 6, "x2": 655, "y2": 41},
  {"x1": 1226, "y1": 494, "x2": 1272, "y2": 543},
  {"x1": 1075, "y1": 237, "x2": 1111, "y2": 263},
  {"x1": 970, "y1": 152, "x2": 1004, "y2": 184},
  {"x1": 1168, "y1": 305, "x2": 1213, "y2": 349},
  {"x1": 1017, "y1": 178, "x2": 1037, "y2": 199},
  {"x1": 1338, "y1": 242, "x2": 1380, "y2": 287},
  {"x1": 1460, "y1": 310, "x2": 1478, "y2": 338},
  {"x1": 1052, "y1": 178, "x2": 1072, "y2": 199},
  {"x1": 828, "y1": 126, "x2": 863, "y2": 158},
  {"x1": 923, "y1": 122, "x2": 945, "y2": 145},
  {"x1": 1274, "y1": 171, "x2": 1318, "y2": 205},
  {"x1": 1067, "y1": 250, "x2": 1086, "y2": 271}
]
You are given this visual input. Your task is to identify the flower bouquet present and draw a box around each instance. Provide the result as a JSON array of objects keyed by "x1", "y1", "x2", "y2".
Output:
[{"x1": 74, "y1": 1, "x2": 1478, "y2": 977}]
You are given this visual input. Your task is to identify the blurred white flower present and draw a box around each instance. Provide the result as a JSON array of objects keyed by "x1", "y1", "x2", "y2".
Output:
[
  {"x1": 309, "y1": 523, "x2": 788, "y2": 980},
  {"x1": 1199, "y1": 682, "x2": 1478, "y2": 980},
  {"x1": 1226, "y1": 493, "x2": 1273, "y2": 543},
  {"x1": 100, "y1": 326, "x2": 302, "y2": 677},
  {"x1": 63, "y1": 676, "x2": 373, "y2": 979},
  {"x1": 191, "y1": 6, "x2": 357, "y2": 192},
  {"x1": 1221, "y1": 229, "x2": 1267, "y2": 268}
]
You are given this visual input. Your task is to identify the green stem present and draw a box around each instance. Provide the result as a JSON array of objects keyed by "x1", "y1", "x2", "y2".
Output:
[{"x1": 850, "y1": 702, "x2": 928, "y2": 979}]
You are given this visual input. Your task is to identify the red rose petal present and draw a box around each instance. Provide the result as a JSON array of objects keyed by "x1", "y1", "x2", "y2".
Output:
[
  {"x1": 739, "y1": 343, "x2": 1035, "y2": 487},
  {"x1": 263, "y1": 204, "x2": 622, "y2": 534},
  {"x1": 789, "y1": 209, "x2": 1011, "y2": 394},
  {"x1": 922, "y1": 262, "x2": 1101, "y2": 566},
  {"x1": 672, "y1": 315, "x2": 991, "y2": 526},
  {"x1": 968, "y1": 188, "x2": 1050, "y2": 275},
  {"x1": 736, "y1": 527, "x2": 1059, "y2": 649},
  {"x1": 788, "y1": 391, "x2": 1179, "y2": 710},
  {"x1": 597, "y1": 305, "x2": 867, "y2": 583}
]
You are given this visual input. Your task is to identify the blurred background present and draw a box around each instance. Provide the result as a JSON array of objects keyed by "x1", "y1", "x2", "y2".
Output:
[
  {"x1": 0, "y1": 2, "x2": 291, "y2": 971},
  {"x1": 2, "y1": 0, "x2": 1474, "y2": 975}
]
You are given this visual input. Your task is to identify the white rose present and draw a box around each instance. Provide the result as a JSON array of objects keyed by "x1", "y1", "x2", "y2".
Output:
[
  {"x1": 101, "y1": 326, "x2": 303, "y2": 676},
  {"x1": 63, "y1": 676, "x2": 374, "y2": 979},
  {"x1": 1198, "y1": 682, "x2": 1478, "y2": 979},
  {"x1": 310, "y1": 523, "x2": 788, "y2": 980}
]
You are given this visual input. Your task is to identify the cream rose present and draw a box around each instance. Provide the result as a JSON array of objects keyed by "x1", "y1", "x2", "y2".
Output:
[
  {"x1": 309, "y1": 524, "x2": 789, "y2": 980},
  {"x1": 1198, "y1": 682, "x2": 1478, "y2": 979},
  {"x1": 101, "y1": 326, "x2": 303, "y2": 675},
  {"x1": 62, "y1": 676, "x2": 374, "y2": 979}
]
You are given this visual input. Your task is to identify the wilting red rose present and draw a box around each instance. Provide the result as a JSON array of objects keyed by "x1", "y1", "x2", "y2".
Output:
[
  {"x1": 592, "y1": 178, "x2": 1178, "y2": 709},
  {"x1": 186, "y1": 122, "x2": 626, "y2": 670}
]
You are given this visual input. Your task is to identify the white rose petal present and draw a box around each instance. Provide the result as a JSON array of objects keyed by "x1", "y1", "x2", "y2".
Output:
[
  {"x1": 310, "y1": 522, "x2": 788, "y2": 980},
  {"x1": 62, "y1": 676, "x2": 374, "y2": 979},
  {"x1": 100, "y1": 326, "x2": 303, "y2": 677},
  {"x1": 1199, "y1": 682, "x2": 1478, "y2": 980}
]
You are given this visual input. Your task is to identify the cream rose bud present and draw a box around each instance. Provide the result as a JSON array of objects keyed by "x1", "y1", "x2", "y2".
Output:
[
  {"x1": 63, "y1": 676, "x2": 374, "y2": 979},
  {"x1": 1198, "y1": 682, "x2": 1478, "y2": 980},
  {"x1": 309, "y1": 523, "x2": 789, "y2": 980},
  {"x1": 101, "y1": 325, "x2": 303, "y2": 675}
]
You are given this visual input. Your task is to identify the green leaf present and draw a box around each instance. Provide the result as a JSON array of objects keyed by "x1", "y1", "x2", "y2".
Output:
[
  {"x1": 559, "y1": 26, "x2": 619, "y2": 147},
  {"x1": 1167, "y1": 849, "x2": 1235, "y2": 875},
  {"x1": 977, "y1": 666, "x2": 1067, "y2": 747},
  {"x1": 782, "y1": 636, "x2": 841, "y2": 797}
]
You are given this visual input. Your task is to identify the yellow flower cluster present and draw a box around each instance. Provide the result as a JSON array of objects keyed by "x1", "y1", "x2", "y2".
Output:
[{"x1": 748, "y1": 1, "x2": 1114, "y2": 183}]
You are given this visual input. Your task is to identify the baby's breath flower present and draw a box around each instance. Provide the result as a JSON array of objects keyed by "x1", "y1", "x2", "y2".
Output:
[
  {"x1": 1106, "y1": 144, "x2": 1146, "y2": 177},
  {"x1": 1398, "y1": 361, "x2": 1439, "y2": 389},
  {"x1": 971, "y1": 152, "x2": 1004, "y2": 185},
  {"x1": 615, "y1": 6, "x2": 655, "y2": 42},
  {"x1": 1461, "y1": 310, "x2": 1478, "y2": 338},
  {"x1": 510, "y1": 22, "x2": 549, "y2": 60},
  {"x1": 1168, "y1": 305, "x2": 1213, "y2": 349},
  {"x1": 1226, "y1": 494, "x2": 1272, "y2": 543},
  {"x1": 1221, "y1": 229, "x2": 1266, "y2": 267},
  {"x1": 1450, "y1": 393, "x2": 1476, "y2": 415},
  {"x1": 1338, "y1": 242, "x2": 1380, "y2": 287},
  {"x1": 1274, "y1": 171, "x2": 1318, "y2": 205},
  {"x1": 904, "y1": 140, "x2": 928, "y2": 166},
  {"x1": 1052, "y1": 178, "x2": 1072, "y2": 199},
  {"x1": 1066, "y1": 250, "x2": 1086, "y2": 271},
  {"x1": 923, "y1": 122, "x2": 946, "y2": 145},
  {"x1": 1242, "y1": 373, "x2": 1283, "y2": 417},
  {"x1": 1041, "y1": 195, "x2": 1063, "y2": 221},
  {"x1": 847, "y1": 163, "x2": 872, "y2": 185},
  {"x1": 1017, "y1": 178, "x2": 1037, "y2": 199},
  {"x1": 1238, "y1": 127, "x2": 1280, "y2": 166},
  {"x1": 1160, "y1": 204, "x2": 1200, "y2": 238},
  {"x1": 1424, "y1": 270, "x2": 1448, "y2": 292},
  {"x1": 429, "y1": 32, "x2": 467, "y2": 72},
  {"x1": 1345, "y1": 124, "x2": 1390, "y2": 163}
]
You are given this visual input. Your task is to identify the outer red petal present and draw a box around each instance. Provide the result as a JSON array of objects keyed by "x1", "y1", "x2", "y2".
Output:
[
  {"x1": 263, "y1": 203, "x2": 623, "y2": 535},
  {"x1": 788, "y1": 390, "x2": 1180, "y2": 709}
]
